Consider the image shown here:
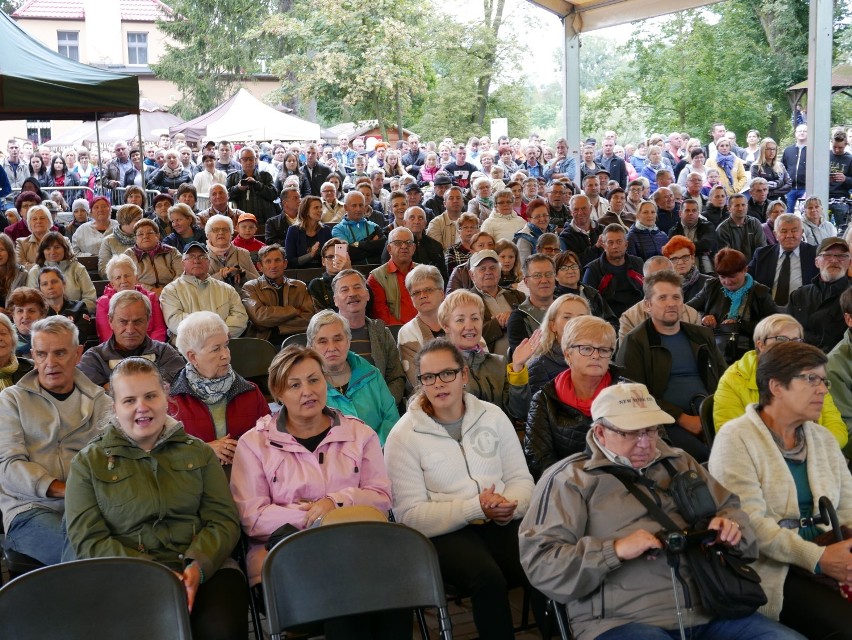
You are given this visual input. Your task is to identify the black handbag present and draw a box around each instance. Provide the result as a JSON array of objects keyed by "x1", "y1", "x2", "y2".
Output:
[{"x1": 608, "y1": 465, "x2": 767, "y2": 619}]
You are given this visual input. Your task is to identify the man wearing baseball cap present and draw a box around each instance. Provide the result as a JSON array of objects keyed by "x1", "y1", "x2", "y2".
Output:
[
  {"x1": 519, "y1": 382, "x2": 803, "y2": 640},
  {"x1": 789, "y1": 237, "x2": 851, "y2": 352}
]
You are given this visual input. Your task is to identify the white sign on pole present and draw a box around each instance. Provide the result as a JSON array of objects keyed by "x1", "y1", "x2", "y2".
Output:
[{"x1": 490, "y1": 118, "x2": 508, "y2": 142}]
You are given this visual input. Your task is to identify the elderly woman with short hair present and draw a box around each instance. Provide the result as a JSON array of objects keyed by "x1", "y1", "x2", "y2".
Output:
[
  {"x1": 204, "y1": 214, "x2": 258, "y2": 291},
  {"x1": 98, "y1": 203, "x2": 144, "y2": 277},
  {"x1": 70, "y1": 195, "x2": 117, "y2": 256},
  {"x1": 524, "y1": 315, "x2": 627, "y2": 479},
  {"x1": 163, "y1": 202, "x2": 206, "y2": 252},
  {"x1": 15, "y1": 204, "x2": 53, "y2": 270},
  {"x1": 398, "y1": 264, "x2": 447, "y2": 388},
  {"x1": 7, "y1": 286, "x2": 47, "y2": 357},
  {"x1": 125, "y1": 218, "x2": 183, "y2": 295},
  {"x1": 709, "y1": 342, "x2": 852, "y2": 637},
  {"x1": 308, "y1": 309, "x2": 399, "y2": 445},
  {"x1": 662, "y1": 235, "x2": 713, "y2": 301},
  {"x1": 171, "y1": 311, "x2": 270, "y2": 465},
  {"x1": 147, "y1": 148, "x2": 192, "y2": 195},
  {"x1": 0, "y1": 312, "x2": 33, "y2": 389},
  {"x1": 713, "y1": 313, "x2": 848, "y2": 447},
  {"x1": 25, "y1": 231, "x2": 96, "y2": 312},
  {"x1": 96, "y1": 254, "x2": 167, "y2": 343}
]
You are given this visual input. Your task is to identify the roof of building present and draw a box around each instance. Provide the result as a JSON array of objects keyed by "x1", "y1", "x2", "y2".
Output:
[{"x1": 13, "y1": 0, "x2": 173, "y2": 21}]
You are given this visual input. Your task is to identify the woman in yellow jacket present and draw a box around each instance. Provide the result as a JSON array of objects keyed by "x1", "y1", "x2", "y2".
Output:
[
  {"x1": 706, "y1": 138, "x2": 748, "y2": 195},
  {"x1": 714, "y1": 313, "x2": 848, "y2": 447}
]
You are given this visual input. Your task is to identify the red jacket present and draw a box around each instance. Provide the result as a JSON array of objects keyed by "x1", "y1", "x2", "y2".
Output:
[{"x1": 169, "y1": 370, "x2": 270, "y2": 442}]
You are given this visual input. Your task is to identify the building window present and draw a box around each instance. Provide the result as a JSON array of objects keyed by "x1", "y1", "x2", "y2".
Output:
[
  {"x1": 57, "y1": 31, "x2": 79, "y2": 61},
  {"x1": 27, "y1": 121, "x2": 51, "y2": 145},
  {"x1": 127, "y1": 32, "x2": 148, "y2": 65}
]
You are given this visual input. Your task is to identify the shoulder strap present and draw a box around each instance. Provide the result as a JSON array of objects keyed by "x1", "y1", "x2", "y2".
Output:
[{"x1": 608, "y1": 467, "x2": 682, "y2": 532}]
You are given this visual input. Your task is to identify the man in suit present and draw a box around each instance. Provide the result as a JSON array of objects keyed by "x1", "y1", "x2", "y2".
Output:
[
  {"x1": 300, "y1": 142, "x2": 332, "y2": 196},
  {"x1": 747, "y1": 213, "x2": 818, "y2": 306}
]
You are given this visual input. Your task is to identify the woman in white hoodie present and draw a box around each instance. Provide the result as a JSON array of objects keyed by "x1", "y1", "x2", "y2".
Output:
[{"x1": 384, "y1": 337, "x2": 536, "y2": 640}]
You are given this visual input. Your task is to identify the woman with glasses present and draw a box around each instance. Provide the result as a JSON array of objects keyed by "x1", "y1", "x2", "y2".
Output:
[
  {"x1": 513, "y1": 197, "x2": 555, "y2": 263},
  {"x1": 525, "y1": 315, "x2": 628, "y2": 479},
  {"x1": 307, "y1": 238, "x2": 352, "y2": 312},
  {"x1": 398, "y1": 265, "x2": 446, "y2": 388},
  {"x1": 553, "y1": 250, "x2": 617, "y2": 325},
  {"x1": 713, "y1": 314, "x2": 848, "y2": 447},
  {"x1": 384, "y1": 337, "x2": 541, "y2": 640},
  {"x1": 125, "y1": 218, "x2": 183, "y2": 295},
  {"x1": 709, "y1": 342, "x2": 852, "y2": 638},
  {"x1": 688, "y1": 248, "x2": 779, "y2": 363},
  {"x1": 285, "y1": 195, "x2": 332, "y2": 268},
  {"x1": 480, "y1": 189, "x2": 526, "y2": 242},
  {"x1": 204, "y1": 214, "x2": 258, "y2": 295},
  {"x1": 662, "y1": 235, "x2": 713, "y2": 301}
]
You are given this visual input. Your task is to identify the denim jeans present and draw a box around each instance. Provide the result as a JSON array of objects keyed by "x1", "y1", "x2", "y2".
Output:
[
  {"x1": 595, "y1": 613, "x2": 807, "y2": 640},
  {"x1": 787, "y1": 188, "x2": 806, "y2": 212},
  {"x1": 4, "y1": 507, "x2": 65, "y2": 566}
]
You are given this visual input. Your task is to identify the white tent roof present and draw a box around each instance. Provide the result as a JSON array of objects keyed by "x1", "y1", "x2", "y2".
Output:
[
  {"x1": 526, "y1": 0, "x2": 724, "y2": 32},
  {"x1": 172, "y1": 88, "x2": 321, "y2": 143}
]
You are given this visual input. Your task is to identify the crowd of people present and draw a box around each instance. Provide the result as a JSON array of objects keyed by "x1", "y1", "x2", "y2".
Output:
[{"x1": 0, "y1": 124, "x2": 850, "y2": 640}]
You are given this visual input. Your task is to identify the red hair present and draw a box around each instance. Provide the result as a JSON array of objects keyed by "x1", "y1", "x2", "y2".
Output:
[{"x1": 662, "y1": 235, "x2": 696, "y2": 258}]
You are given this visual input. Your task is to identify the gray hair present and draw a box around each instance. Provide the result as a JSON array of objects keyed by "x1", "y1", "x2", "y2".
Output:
[
  {"x1": 31, "y1": 315, "x2": 78, "y2": 347},
  {"x1": 105, "y1": 253, "x2": 138, "y2": 280},
  {"x1": 753, "y1": 313, "x2": 802, "y2": 344},
  {"x1": 774, "y1": 213, "x2": 802, "y2": 233},
  {"x1": 71, "y1": 198, "x2": 90, "y2": 213},
  {"x1": 388, "y1": 226, "x2": 413, "y2": 242},
  {"x1": 331, "y1": 268, "x2": 366, "y2": 294},
  {"x1": 405, "y1": 264, "x2": 444, "y2": 293},
  {"x1": 26, "y1": 204, "x2": 52, "y2": 229},
  {"x1": 108, "y1": 289, "x2": 151, "y2": 319},
  {"x1": 0, "y1": 312, "x2": 17, "y2": 343},
  {"x1": 750, "y1": 177, "x2": 769, "y2": 189},
  {"x1": 204, "y1": 213, "x2": 234, "y2": 236},
  {"x1": 643, "y1": 255, "x2": 673, "y2": 276},
  {"x1": 175, "y1": 311, "x2": 228, "y2": 358},
  {"x1": 307, "y1": 309, "x2": 351, "y2": 345}
]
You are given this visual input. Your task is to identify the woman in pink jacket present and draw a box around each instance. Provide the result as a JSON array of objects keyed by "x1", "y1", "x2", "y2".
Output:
[
  {"x1": 96, "y1": 253, "x2": 167, "y2": 343},
  {"x1": 230, "y1": 344, "x2": 393, "y2": 587}
]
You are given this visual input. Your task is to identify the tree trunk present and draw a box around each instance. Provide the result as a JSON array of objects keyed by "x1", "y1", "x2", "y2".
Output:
[{"x1": 472, "y1": 0, "x2": 506, "y2": 129}]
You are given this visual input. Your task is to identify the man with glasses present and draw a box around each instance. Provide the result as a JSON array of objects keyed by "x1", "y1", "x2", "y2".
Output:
[
  {"x1": 241, "y1": 244, "x2": 313, "y2": 346},
  {"x1": 748, "y1": 213, "x2": 817, "y2": 306},
  {"x1": 226, "y1": 147, "x2": 277, "y2": 224},
  {"x1": 789, "y1": 237, "x2": 852, "y2": 352},
  {"x1": 507, "y1": 254, "x2": 555, "y2": 352},
  {"x1": 520, "y1": 383, "x2": 799, "y2": 640},
  {"x1": 367, "y1": 227, "x2": 418, "y2": 325},
  {"x1": 624, "y1": 178, "x2": 647, "y2": 216},
  {"x1": 616, "y1": 270, "x2": 726, "y2": 462},
  {"x1": 160, "y1": 242, "x2": 248, "y2": 338},
  {"x1": 546, "y1": 180, "x2": 571, "y2": 229}
]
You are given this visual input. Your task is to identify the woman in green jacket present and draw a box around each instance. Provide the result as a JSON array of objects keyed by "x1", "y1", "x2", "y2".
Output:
[{"x1": 65, "y1": 357, "x2": 246, "y2": 640}]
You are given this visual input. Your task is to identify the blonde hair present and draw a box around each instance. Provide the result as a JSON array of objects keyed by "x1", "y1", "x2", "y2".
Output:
[
  {"x1": 437, "y1": 289, "x2": 484, "y2": 328},
  {"x1": 535, "y1": 294, "x2": 591, "y2": 356},
  {"x1": 560, "y1": 315, "x2": 616, "y2": 355}
]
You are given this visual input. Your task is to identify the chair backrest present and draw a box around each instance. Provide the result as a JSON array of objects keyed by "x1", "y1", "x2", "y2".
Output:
[
  {"x1": 228, "y1": 337, "x2": 278, "y2": 379},
  {"x1": 699, "y1": 393, "x2": 715, "y2": 447},
  {"x1": 262, "y1": 521, "x2": 449, "y2": 634},
  {"x1": 279, "y1": 332, "x2": 307, "y2": 350},
  {"x1": 93, "y1": 279, "x2": 109, "y2": 297},
  {"x1": 0, "y1": 557, "x2": 192, "y2": 639}
]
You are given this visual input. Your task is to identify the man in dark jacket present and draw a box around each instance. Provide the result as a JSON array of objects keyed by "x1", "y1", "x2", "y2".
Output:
[
  {"x1": 828, "y1": 130, "x2": 852, "y2": 228},
  {"x1": 616, "y1": 270, "x2": 726, "y2": 463},
  {"x1": 226, "y1": 147, "x2": 279, "y2": 225},
  {"x1": 667, "y1": 198, "x2": 717, "y2": 273},
  {"x1": 560, "y1": 194, "x2": 603, "y2": 267},
  {"x1": 781, "y1": 123, "x2": 807, "y2": 212},
  {"x1": 747, "y1": 177, "x2": 771, "y2": 223},
  {"x1": 299, "y1": 143, "x2": 332, "y2": 197},
  {"x1": 582, "y1": 224, "x2": 643, "y2": 317},
  {"x1": 789, "y1": 237, "x2": 851, "y2": 352},
  {"x1": 401, "y1": 134, "x2": 426, "y2": 176},
  {"x1": 748, "y1": 213, "x2": 818, "y2": 305}
]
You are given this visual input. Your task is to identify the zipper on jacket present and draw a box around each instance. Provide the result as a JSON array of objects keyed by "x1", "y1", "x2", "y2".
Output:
[{"x1": 457, "y1": 441, "x2": 481, "y2": 495}]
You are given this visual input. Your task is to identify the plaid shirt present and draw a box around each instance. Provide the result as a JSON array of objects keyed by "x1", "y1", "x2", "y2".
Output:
[{"x1": 445, "y1": 242, "x2": 471, "y2": 275}]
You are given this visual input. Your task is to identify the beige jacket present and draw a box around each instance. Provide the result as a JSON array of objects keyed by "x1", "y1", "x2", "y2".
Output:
[
  {"x1": 426, "y1": 212, "x2": 459, "y2": 250},
  {"x1": 240, "y1": 275, "x2": 313, "y2": 340},
  {"x1": 618, "y1": 300, "x2": 701, "y2": 343}
]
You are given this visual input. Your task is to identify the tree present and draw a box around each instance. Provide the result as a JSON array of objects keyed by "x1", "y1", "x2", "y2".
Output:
[
  {"x1": 260, "y1": 0, "x2": 431, "y2": 137},
  {"x1": 153, "y1": 0, "x2": 271, "y2": 119}
]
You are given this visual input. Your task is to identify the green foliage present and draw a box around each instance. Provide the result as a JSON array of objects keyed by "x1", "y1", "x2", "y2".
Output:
[
  {"x1": 152, "y1": 0, "x2": 271, "y2": 119},
  {"x1": 260, "y1": 0, "x2": 430, "y2": 137}
]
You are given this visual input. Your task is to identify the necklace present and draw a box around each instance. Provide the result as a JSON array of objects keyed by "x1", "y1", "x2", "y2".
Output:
[{"x1": 326, "y1": 362, "x2": 351, "y2": 394}]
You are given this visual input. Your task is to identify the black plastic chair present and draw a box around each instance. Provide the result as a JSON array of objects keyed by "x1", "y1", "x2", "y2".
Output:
[
  {"x1": 0, "y1": 557, "x2": 192, "y2": 639},
  {"x1": 262, "y1": 521, "x2": 452, "y2": 640},
  {"x1": 279, "y1": 332, "x2": 307, "y2": 350},
  {"x1": 699, "y1": 394, "x2": 716, "y2": 448},
  {"x1": 549, "y1": 599, "x2": 574, "y2": 639},
  {"x1": 229, "y1": 337, "x2": 278, "y2": 399}
]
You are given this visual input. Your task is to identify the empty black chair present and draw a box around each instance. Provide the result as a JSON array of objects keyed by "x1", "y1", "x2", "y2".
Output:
[
  {"x1": 0, "y1": 557, "x2": 192, "y2": 639},
  {"x1": 699, "y1": 394, "x2": 716, "y2": 448},
  {"x1": 262, "y1": 521, "x2": 452, "y2": 640}
]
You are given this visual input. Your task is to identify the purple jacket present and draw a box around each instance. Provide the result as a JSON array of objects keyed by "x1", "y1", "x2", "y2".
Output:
[{"x1": 230, "y1": 409, "x2": 393, "y2": 584}]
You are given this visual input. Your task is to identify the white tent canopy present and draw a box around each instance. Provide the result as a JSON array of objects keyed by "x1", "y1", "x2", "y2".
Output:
[{"x1": 170, "y1": 89, "x2": 322, "y2": 143}]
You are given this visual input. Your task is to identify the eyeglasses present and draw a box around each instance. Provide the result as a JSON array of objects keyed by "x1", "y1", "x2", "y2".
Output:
[
  {"x1": 411, "y1": 287, "x2": 440, "y2": 298},
  {"x1": 184, "y1": 254, "x2": 209, "y2": 262},
  {"x1": 765, "y1": 336, "x2": 803, "y2": 344},
  {"x1": 209, "y1": 227, "x2": 231, "y2": 234},
  {"x1": 669, "y1": 254, "x2": 692, "y2": 264},
  {"x1": 527, "y1": 271, "x2": 555, "y2": 281},
  {"x1": 604, "y1": 424, "x2": 662, "y2": 442},
  {"x1": 418, "y1": 367, "x2": 462, "y2": 386},
  {"x1": 792, "y1": 373, "x2": 831, "y2": 390},
  {"x1": 135, "y1": 231, "x2": 158, "y2": 238},
  {"x1": 819, "y1": 253, "x2": 850, "y2": 261},
  {"x1": 322, "y1": 254, "x2": 336, "y2": 261},
  {"x1": 569, "y1": 344, "x2": 615, "y2": 358},
  {"x1": 389, "y1": 240, "x2": 415, "y2": 248},
  {"x1": 559, "y1": 264, "x2": 580, "y2": 272}
]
